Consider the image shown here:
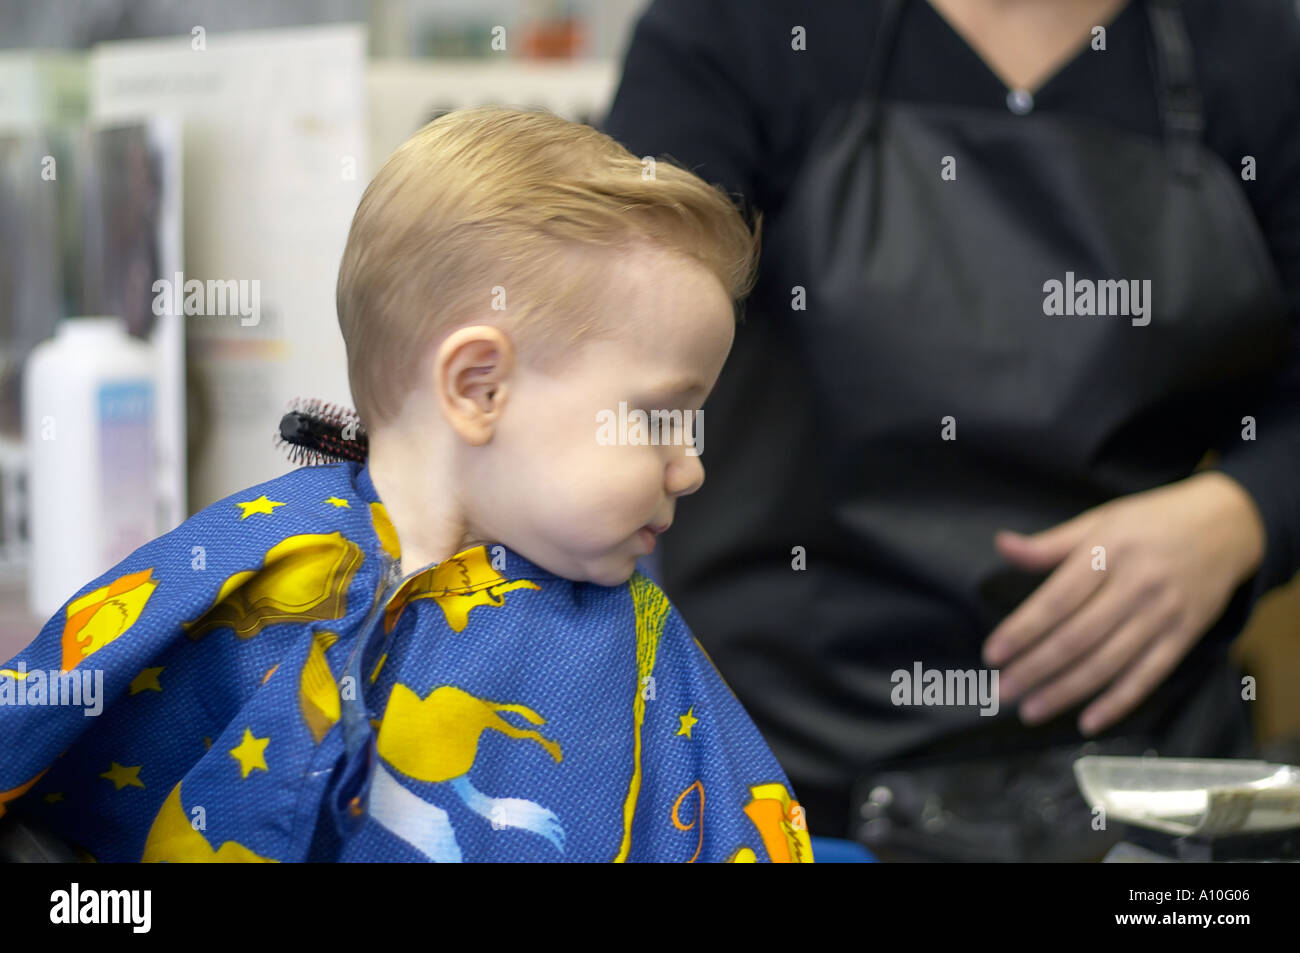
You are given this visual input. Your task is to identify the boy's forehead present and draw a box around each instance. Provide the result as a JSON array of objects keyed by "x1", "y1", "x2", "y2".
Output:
[
  {"x1": 607, "y1": 312, "x2": 733, "y2": 397},
  {"x1": 568, "y1": 242, "x2": 735, "y2": 379},
  {"x1": 601, "y1": 250, "x2": 731, "y2": 326}
]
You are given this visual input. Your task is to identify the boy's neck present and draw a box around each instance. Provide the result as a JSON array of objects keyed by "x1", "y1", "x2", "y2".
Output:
[{"x1": 366, "y1": 433, "x2": 478, "y2": 577}]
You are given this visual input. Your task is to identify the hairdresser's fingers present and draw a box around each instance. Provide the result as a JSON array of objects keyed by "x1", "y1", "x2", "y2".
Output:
[
  {"x1": 983, "y1": 542, "x2": 1105, "y2": 668},
  {"x1": 1015, "y1": 594, "x2": 1178, "y2": 726},
  {"x1": 1077, "y1": 617, "x2": 1201, "y2": 735},
  {"x1": 997, "y1": 571, "x2": 1148, "y2": 705}
]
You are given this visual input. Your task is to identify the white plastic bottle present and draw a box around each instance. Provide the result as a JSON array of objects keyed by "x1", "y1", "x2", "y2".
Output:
[{"x1": 23, "y1": 316, "x2": 158, "y2": 620}]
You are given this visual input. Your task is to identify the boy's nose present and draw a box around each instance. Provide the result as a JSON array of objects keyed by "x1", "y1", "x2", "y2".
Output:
[{"x1": 667, "y1": 453, "x2": 705, "y2": 497}]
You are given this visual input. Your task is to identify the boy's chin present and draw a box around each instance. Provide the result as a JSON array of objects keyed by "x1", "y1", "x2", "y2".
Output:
[
  {"x1": 586, "y1": 563, "x2": 638, "y2": 587},
  {"x1": 530, "y1": 549, "x2": 637, "y2": 587},
  {"x1": 581, "y1": 553, "x2": 640, "y2": 588}
]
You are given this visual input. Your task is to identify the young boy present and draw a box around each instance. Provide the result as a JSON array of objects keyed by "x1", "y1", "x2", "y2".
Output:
[{"x1": 0, "y1": 106, "x2": 813, "y2": 863}]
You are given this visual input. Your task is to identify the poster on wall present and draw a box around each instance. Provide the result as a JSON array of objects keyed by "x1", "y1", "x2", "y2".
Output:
[{"x1": 90, "y1": 24, "x2": 366, "y2": 512}]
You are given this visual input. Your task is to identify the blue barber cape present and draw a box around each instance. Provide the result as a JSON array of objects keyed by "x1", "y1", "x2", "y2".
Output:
[{"x1": 0, "y1": 462, "x2": 813, "y2": 863}]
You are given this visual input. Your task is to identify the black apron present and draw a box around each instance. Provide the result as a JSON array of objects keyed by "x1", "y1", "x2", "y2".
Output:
[{"x1": 660, "y1": 0, "x2": 1293, "y2": 859}]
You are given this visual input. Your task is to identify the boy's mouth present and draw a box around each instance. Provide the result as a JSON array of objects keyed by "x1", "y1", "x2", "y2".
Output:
[{"x1": 637, "y1": 523, "x2": 668, "y2": 553}]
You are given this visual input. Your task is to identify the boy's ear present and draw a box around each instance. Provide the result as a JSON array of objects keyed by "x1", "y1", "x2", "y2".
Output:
[{"x1": 434, "y1": 326, "x2": 514, "y2": 446}]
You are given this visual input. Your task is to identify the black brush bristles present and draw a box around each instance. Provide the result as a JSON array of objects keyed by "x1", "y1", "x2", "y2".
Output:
[{"x1": 275, "y1": 398, "x2": 369, "y2": 465}]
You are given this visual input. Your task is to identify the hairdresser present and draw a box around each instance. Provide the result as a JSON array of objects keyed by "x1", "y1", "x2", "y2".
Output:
[{"x1": 602, "y1": 0, "x2": 1300, "y2": 860}]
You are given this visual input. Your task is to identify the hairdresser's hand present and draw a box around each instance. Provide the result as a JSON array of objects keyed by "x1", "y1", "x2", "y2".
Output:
[{"x1": 981, "y1": 471, "x2": 1265, "y2": 736}]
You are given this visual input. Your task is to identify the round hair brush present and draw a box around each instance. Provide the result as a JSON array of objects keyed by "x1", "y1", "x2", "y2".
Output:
[{"x1": 275, "y1": 398, "x2": 369, "y2": 465}]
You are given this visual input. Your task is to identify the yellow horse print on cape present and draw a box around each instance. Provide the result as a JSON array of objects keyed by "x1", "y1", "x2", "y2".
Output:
[{"x1": 369, "y1": 684, "x2": 565, "y2": 861}]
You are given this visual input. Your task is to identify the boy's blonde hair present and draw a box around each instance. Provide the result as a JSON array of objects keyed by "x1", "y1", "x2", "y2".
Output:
[{"x1": 336, "y1": 105, "x2": 761, "y2": 427}]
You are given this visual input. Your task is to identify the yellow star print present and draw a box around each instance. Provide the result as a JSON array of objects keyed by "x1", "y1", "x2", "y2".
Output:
[
  {"x1": 100, "y1": 762, "x2": 144, "y2": 790},
  {"x1": 229, "y1": 728, "x2": 270, "y2": 779},
  {"x1": 325, "y1": 496, "x2": 350, "y2": 508},
  {"x1": 676, "y1": 707, "x2": 698, "y2": 739},
  {"x1": 129, "y1": 667, "x2": 164, "y2": 695},
  {"x1": 236, "y1": 495, "x2": 285, "y2": 519},
  {"x1": 43, "y1": 792, "x2": 63, "y2": 804}
]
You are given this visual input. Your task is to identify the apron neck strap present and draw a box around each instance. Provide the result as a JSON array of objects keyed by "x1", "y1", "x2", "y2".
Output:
[
  {"x1": 1145, "y1": 0, "x2": 1204, "y2": 179},
  {"x1": 862, "y1": 0, "x2": 907, "y2": 140},
  {"x1": 862, "y1": 0, "x2": 1206, "y2": 179}
]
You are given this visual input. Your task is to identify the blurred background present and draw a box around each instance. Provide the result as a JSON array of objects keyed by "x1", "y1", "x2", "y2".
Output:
[{"x1": 0, "y1": 0, "x2": 1296, "y2": 756}]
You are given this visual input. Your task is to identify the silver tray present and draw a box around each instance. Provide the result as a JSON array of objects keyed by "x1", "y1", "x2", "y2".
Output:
[{"x1": 1073, "y1": 756, "x2": 1300, "y2": 837}]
